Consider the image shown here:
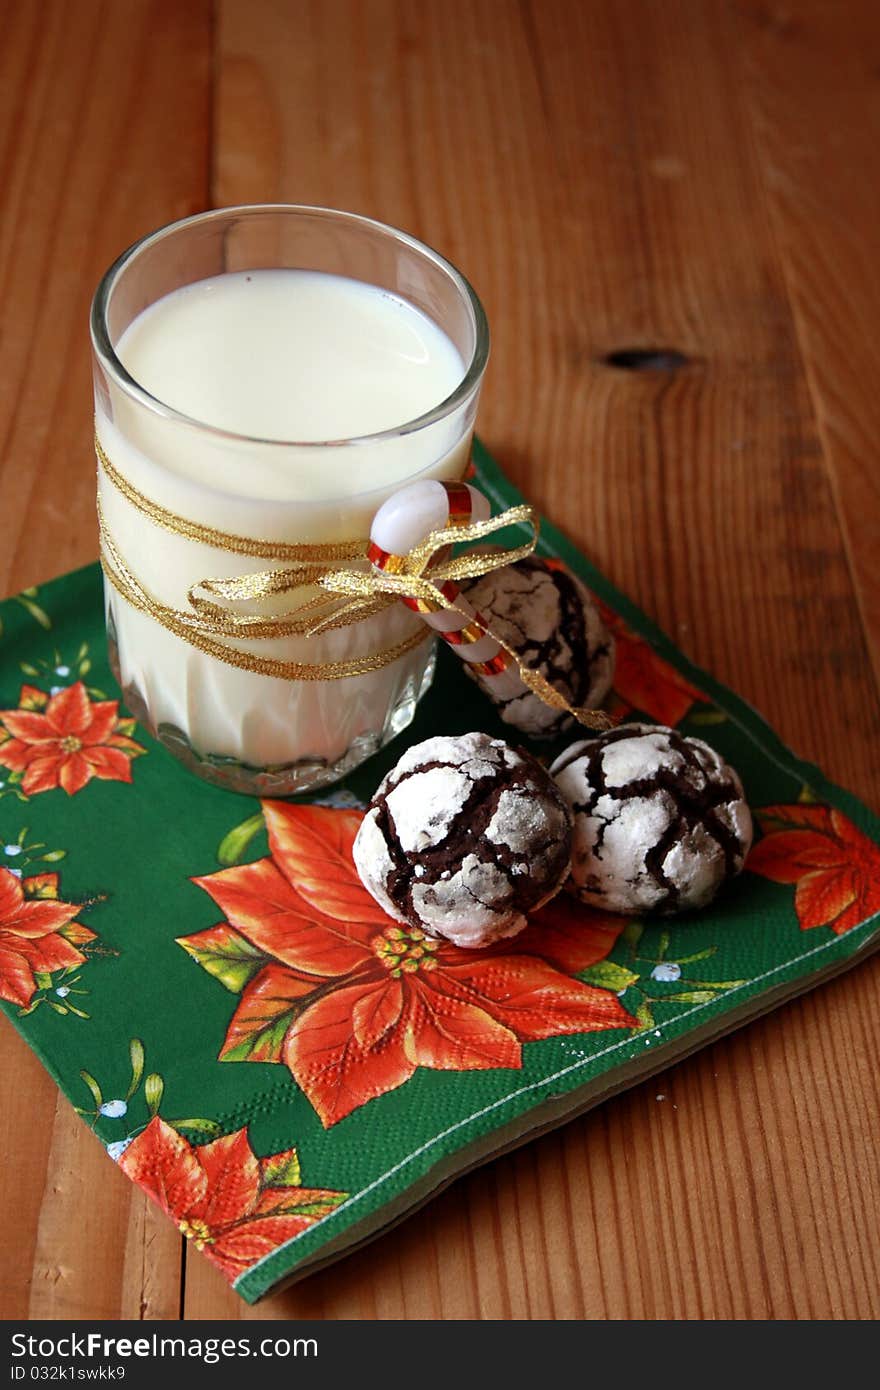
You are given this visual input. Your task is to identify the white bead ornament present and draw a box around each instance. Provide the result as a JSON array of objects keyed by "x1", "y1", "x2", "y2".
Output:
[{"x1": 368, "y1": 479, "x2": 527, "y2": 699}]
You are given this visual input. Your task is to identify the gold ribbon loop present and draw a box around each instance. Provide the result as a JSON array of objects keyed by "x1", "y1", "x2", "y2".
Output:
[
  {"x1": 310, "y1": 507, "x2": 539, "y2": 632},
  {"x1": 95, "y1": 434, "x2": 364, "y2": 562},
  {"x1": 97, "y1": 514, "x2": 429, "y2": 681},
  {"x1": 185, "y1": 565, "x2": 391, "y2": 640},
  {"x1": 95, "y1": 432, "x2": 612, "y2": 728}
]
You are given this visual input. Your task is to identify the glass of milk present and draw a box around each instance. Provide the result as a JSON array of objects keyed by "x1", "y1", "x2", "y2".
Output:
[{"x1": 90, "y1": 206, "x2": 488, "y2": 795}]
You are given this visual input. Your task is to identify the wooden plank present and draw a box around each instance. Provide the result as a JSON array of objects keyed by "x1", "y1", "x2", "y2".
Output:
[
  {"x1": 0, "y1": 0, "x2": 211, "y2": 1321},
  {"x1": 3, "y1": 0, "x2": 878, "y2": 1322},
  {"x1": 195, "y1": 0, "x2": 880, "y2": 1318},
  {"x1": 0, "y1": 0, "x2": 211, "y2": 595},
  {"x1": 26, "y1": 1099, "x2": 182, "y2": 1321},
  {"x1": 734, "y1": 0, "x2": 880, "y2": 682}
]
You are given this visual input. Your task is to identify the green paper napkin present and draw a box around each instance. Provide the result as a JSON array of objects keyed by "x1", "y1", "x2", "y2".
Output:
[{"x1": 1, "y1": 440, "x2": 878, "y2": 1303}]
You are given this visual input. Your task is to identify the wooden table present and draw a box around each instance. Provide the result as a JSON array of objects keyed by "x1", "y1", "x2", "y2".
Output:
[{"x1": 2, "y1": 0, "x2": 879, "y2": 1321}]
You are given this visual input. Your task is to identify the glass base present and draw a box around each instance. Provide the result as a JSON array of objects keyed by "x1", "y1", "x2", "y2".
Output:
[{"x1": 108, "y1": 636, "x2": 437, "y2": 797}]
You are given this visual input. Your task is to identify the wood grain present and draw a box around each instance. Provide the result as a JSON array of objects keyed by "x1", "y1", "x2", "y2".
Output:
[
  {"x1": 2, "y1": 0, "x2": 880, "y2": 1320},
  {"x1": 0, "y1": 0, "x2": 211, "y2": 1321},
  {"x1": 199, "y1": 0, "x2": 880, "y2": 1320},
  {"x1": 735, "y1": 0, "x2": 880, "y2": 679}
]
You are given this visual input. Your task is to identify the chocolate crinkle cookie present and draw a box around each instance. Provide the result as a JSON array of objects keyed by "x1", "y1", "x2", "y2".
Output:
[
  {"x1": 551, "y1": 723, "x2": 752, "y2": 915},
  {"x1": 461, "y1": 556, "x2": 614, "y2": 739},
  {"x1": 352, "y1": 731, "x2": 573, "y2": 948}
]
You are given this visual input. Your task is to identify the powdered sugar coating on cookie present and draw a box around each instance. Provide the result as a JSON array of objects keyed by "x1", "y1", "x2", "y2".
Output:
[
  {"x1": 462, "y1": 556, "x2": 614, "y2": 738},
  {"x1": 550, "y1": 723, "x2": 752, "y2": 915},
  {"x1": 353, "y1": 731, "x2": 573, "y2": 948}
]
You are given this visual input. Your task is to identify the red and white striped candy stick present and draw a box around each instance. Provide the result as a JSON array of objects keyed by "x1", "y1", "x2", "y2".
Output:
[{"x1": 368, "y1": 478, "x2": 527, "y2": 701}]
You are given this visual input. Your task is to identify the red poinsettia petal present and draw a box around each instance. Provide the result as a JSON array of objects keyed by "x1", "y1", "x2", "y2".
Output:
[
  {"x1": 43, "y1": 683, "x2": 95, "y2": 738},
  {"x1": 262, "y1": 801, "x2": 388, "y2": 938},
  {"x1": 2, "y1": 895, "x2": 80, "y2": 939},
  {"x1": 13, "y1": 933, "x2": 85, "y2": 974},
  {"x1": 83, "y1": 745, "x2": 133, "y2": 784},
  {"x1": 351, "y1": 976, "x2": 404, "y2": 1050},
  {"x1": 220, "y1": 964, "x2": 318, "y2": 1063},
  {"x1": 597, "y1": 603, "x2": 704, "y2": 726},
  {"x1": 404, "y1": 979, "x2": 521, "y2": 1071},
  {"x1": 253, "y1": 1186, "x2": 343, "y2": 1218},
  {"x1": 21, "y1": 753, "x2": 65, "y2": 794},
  {"x1": 21, "y1": 872, "x2": 59, "y2": 899},
  {"x1": 748, "y1": 804, "x2": 880, "y2": 935},
  {"x1": 0, "y1": 738, "x2": 41, "y2": 772},
  {"x1": 59, "y1": 922, "x2": 98, "y2": 947},
  {"x1": 119, "y1": 1117, "x2": 208, "y2": 1220},
  {"x1": 434, "y1": 953, "x2": 636, "y2": 1040},
  {"x1": 17, "y1": 685, "x2": 49, "y2": 711},
  {"x1": 284, "y1": 978, "x2": 416, "y2": 1127},
  {"x1": 107, "y1": 733, "x2": 146, "y2": 756},
  {"x1": 80, "y1": 699, "x2": 121, "y2": 746},
  {"x1": 258, "y1": 1146, "x2": 300, "y2": 1187},
  {"x1": 191, "y1": 1128, "x2": 261, "y2": 1229},
  {"x1": 0, "y1": 946, "x2": 36, "y2": 1006},
  {"x1": 830, "y1": 807, "x2": 880, "y2": 864},
  {"x1": 620, "y1": 655, "x2": 701, "y2": 725},
  {"x1": 58, "y1": 753, "x2": 93, "y2": 796},
  {"x1": 781, "y1": 833, "x2": 854, "y2": 869},
  {"x1": 748, "y1": 830, "x2": 845, "y2": 882},
  {"x1": 209, "y1": 1213, "x2": 318, "y2": 1277},
  {"x1": 0, "y1": 709, "x2": 55, "y2": 744},
  {"x1": 859, "y1": 880, "x2": 880, "y2": 921},
  {"x1": 194, "y1": 858, "x2": 370, "y2": 978},
  {"x1": 794, "y1": 867, "x2": 859, "y2": 932},
  {"x1": 504, "y1": 895, "x2": 625, "y2": 974},
  {"x1": 755, "y1": 803, "x2": 836, "y2": 835},
  {"x1": 830, "y1": 897, "x2": 873, "y2": 935},
  {"x1": 0, "y1": 870, "x2": 25, "y2": 920}
]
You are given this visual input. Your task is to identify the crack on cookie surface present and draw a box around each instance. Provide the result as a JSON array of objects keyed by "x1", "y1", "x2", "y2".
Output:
[
  {"x1": 553, "y1": 725, "x2": 750, "y2": 914},
  {"x1": 463, "y1": 557, "x2": 614, "y2": 736},
  {"x1": 360, "y1": 734, "x2": 572, "y2": 938}
]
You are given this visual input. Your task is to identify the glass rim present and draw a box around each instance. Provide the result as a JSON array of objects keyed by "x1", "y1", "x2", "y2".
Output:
[{"x1": 89, "y1": 204, "x2": 490, "y2": 449}]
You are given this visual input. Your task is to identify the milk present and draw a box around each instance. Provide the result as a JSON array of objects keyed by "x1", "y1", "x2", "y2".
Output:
[{"x1": 96, "y1": 268, "x2": 473, "y2": 787}]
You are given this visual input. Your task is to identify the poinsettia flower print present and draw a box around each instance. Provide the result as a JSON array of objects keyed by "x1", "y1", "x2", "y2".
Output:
[
  {"x1": 120, "y1": 1117, "x2": 346, "y2": 1280},
  {"x1": 0, "y1": 867, "x2": 95, "y2": 1008},
  {"x1": 748, "y1": 803, "x2": 880, "y2": 935},
  {"x1": 593, "y1": 596, "x2": 704, "y2": 726},
  {"x1": 179, "y1": 802, "x2": 636, "y2": 1127},
  {"x1": 0, "y1": 682, "x2": 145, "y2": 795}
]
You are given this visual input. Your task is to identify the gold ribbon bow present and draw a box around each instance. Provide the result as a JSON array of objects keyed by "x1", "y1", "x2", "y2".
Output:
[{"x1": 96, "y1": 433, "x2": 610, "y2": 728}]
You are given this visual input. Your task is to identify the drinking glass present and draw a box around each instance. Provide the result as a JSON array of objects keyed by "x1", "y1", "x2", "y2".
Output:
[{"x1": 90, "y1": 205, "x2": 489, "y2": 795}]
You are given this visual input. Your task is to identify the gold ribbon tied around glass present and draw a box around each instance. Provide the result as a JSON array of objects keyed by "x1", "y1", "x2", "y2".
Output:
[{"x1": 95, "y1": 433, "x2": 610, "y2": 728}]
